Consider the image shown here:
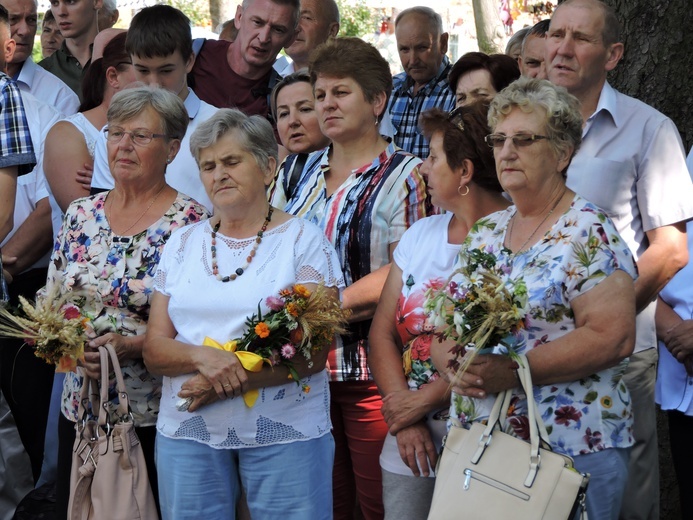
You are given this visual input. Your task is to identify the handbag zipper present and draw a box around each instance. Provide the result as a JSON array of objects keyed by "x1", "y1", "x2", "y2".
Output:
[{"x1": 463, "y1": 468, "x2": 531, "y2": 501}]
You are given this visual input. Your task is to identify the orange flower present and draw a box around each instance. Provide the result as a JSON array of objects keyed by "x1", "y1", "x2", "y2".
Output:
[
  {"x1": 302, "y1": 384, "x2": 311, "y2": 394},
  {"x1": 293, "y1": 284, "x2": 311, "y2": 298},
  {"x1": 254, "y1": 322, "x2": 270, "y2": 338},
  {"x1": 286, "y1": 302, "x2": 300, "y2": 317}
]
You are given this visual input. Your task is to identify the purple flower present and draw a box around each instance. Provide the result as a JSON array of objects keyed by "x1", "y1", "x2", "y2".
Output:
[
  {"x1": 266, "y1": 295, "x2": 284, "y2": 311},
  {"x1": 281, "y1": 343, "x2": 296, "y2": 359}
]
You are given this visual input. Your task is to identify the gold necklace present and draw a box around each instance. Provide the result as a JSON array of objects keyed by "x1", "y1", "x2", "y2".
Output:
[
  {"x1": 507, "y1": 188, "x2": 566, "y2": 253},
  {"x1": 107, "y1": 184, "x2": 166, "y2": 235}
]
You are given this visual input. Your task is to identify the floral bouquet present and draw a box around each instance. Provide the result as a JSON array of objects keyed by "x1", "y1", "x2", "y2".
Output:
[
  {"x1": 424, "y1": 247, "x2": 528, "y2": 378},
  {"x1": 205, "y1": 283, "x2": 348, "y2": 405},
  {"x1": 0, "y1": 285, "x2": 91, "y2": 372}
]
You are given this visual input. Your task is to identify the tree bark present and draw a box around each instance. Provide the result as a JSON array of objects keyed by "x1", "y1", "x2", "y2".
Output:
[
  {"x1": 472, "y1": 0, "x2": 505, "y2": 54},
  {"x1": 599, "y1": 0, "x2": 692, "y2": 150},
  {"x1": 209, "y1": 0, "x2": 235, "y2": 33}
]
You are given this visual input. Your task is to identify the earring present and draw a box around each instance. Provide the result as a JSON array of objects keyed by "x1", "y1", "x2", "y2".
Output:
[
  {"x1": 374, "y1": 115, "x2": 379, "y2": 126},
  {"x1": 458, "y1": 185, "x2": 470, "y2": 197},
  {"x1": 166, "y1": 158, "x2": 172, "y2": 164}
]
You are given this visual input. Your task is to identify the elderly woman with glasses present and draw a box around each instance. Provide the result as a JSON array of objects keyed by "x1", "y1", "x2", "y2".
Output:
[
  {"x1": 368, "y1": 101, "x2": 509, "y2": 519},
  {"x1": 49, "y1": 86, "x2": 210, "y2": 517},
  {"x1": 431, "y1": 77, "x2": 638, "y2": 519}
]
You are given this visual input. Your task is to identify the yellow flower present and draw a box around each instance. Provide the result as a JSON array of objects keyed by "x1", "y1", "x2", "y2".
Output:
[
  {"x1": 293, "y1": 284, "x2": 311, "y2": 298},
  {"x1": 255, "y1": 322, "x2": 270, "y2": 338},
  {"x1": 286, "y1": 302, "x2": 300, "y2": 317}
]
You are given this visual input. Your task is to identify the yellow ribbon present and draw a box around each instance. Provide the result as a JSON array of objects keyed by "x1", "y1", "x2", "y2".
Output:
[{"x1": 203, "y1": 337, "x2": 265, "y2": 407}]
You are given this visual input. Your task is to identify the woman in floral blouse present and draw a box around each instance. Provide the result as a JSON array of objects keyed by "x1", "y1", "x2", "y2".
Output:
[
  {"x1": 432, "y1": 78, "x2": 637, "y2": 520},
  {"x1": 49, "y1": 87, "x2": 209, "y2": 517}
]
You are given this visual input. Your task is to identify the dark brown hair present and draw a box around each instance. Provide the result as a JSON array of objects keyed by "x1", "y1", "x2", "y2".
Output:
[
  {"x1": 309, "y1": 37, "x2": 392, "y2": 108},
  {"x1": 448, "y1": 52, "x2": 520, "y2": 94},
  {"x1": 80, "y1": 32, "x2": 130, "y2": 112},
  {"x1": 419, "y1": 102, "x2": 502, "y2": 193}
]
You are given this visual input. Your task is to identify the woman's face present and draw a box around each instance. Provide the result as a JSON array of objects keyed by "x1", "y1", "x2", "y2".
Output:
[
  {"x1": 455, "y1": 68, "x2": 496, "y2": 108},
  {"x1": 107, "y1": 107, "x2": 179, "y2": 186},
  {"x1": 420, "y1": 132, "x2": 460, "y2": 212},
  {"x1": 313, "y1": 74, "x2": 384, "y2": 143},
  {"x1": 275, "y1": 81, "x2": 329, "y2": 154},
  {"x1": 492, "y1": 107, "x2": 568, "y2": 194},
  {"x1": 198, "y1": 130, "x2": 276, "y2": 210}
]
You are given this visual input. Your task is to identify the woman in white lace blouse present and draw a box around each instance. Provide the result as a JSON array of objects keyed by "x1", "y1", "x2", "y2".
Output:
[{"x1": 145, "y1": 109, "x2": 345, "y2": 520}]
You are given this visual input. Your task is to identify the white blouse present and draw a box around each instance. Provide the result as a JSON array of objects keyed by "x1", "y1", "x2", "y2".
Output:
[{"x1": 153, "y1": 217, "x2": 344, "y2": 448}]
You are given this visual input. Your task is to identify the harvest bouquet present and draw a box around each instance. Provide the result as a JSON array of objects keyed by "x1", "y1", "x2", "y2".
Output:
[
  {"x1": 0, "y1": 286, "x2": 91, "y2": 372},
  {"x1": 424, "y1": 247, "x2": 528, "y2": 377},
  {"x1": 205, "y1": 283, "x2": 348, "y2": 406}
]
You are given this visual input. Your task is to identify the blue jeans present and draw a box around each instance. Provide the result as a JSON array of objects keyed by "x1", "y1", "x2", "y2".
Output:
[
  {"x1": 572, "y1": 447, "x2": 630, "y2": 520},
  {"x1": 156, "y1": 432, "x2": 335, "y2": 520}
]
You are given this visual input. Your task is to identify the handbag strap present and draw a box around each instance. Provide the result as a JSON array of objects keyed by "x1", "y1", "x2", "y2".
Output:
[
  {"x1": 472, "y1": 354, "x2": 553, "y2": 487},
  {"x1": 97, "y1": 344, "x2": 131, "y2": 428}
]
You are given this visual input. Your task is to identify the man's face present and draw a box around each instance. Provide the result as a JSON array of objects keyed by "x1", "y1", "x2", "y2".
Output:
[
  {"x1": 285, "y1": 0, "x2": 336, "y2": 65},
  {"x1": 395, "y1": 13, "x2": 448, "y2": 89},
  {"x1": 132, "y1": 50, "x2": 194, "y2": 100},
  {"x1": 520, "y1": 34, "x2": 546, "y2": 79},
  {"x1": 545, "y1": 0, "x2": 618, "y2": 98},
  {"x1": 234, "y1": 0, "x2": 297, "y2": 71},
  {"x1": 50, "y1": 0, "x2": 100, "y2": 40},
  {"x1": 3, "y1": 0, "x2": 37, "y2": 64}
]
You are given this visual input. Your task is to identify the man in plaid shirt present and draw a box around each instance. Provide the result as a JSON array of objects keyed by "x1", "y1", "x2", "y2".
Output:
[
  {"x1": 385, "y1": 7, "x2": 455, "y2": 160},
  {"x1": 0, "y1": 7, "x2": 34, "y2": 242}
]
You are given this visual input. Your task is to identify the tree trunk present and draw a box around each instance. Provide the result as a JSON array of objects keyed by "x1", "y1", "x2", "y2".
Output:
[
  {"x1": 209, "y1": 0, "x2": 235, "y2": 33},
  {"x1": 601, "y1": 0, "x2": 693, "y2": 150},
  {"x1": 472, "y1": 0, "x2": 505, "y2": 54}
]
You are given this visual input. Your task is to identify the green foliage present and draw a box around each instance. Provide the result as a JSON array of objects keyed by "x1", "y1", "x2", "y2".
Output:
[
  {"x1": 166, "y1": 0, "x2": 210, "y2": 28},
  {"x1": 336, "y1": 0, "x2": 378, "y2": 38}
]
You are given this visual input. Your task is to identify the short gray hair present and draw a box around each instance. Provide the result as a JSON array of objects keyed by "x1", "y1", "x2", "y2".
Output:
[
  {"x1": 107, "y1": 87, "x2": 188, "y2": 141},
  {"x1": 189, "y1": 109, "x2": 278, "y2": 174},
  {"x1": 102, "y1": 0, "x2": 117, "y2": 15},
  {"x1": 488, "y1": 77, "x2": 583, "y2": 168},
  {"x1": 242, "y1": 0, "x2": 300, "y2": 29},
  {"x1": 395, "y1": 7, "x2": 443, "y2": 36}
]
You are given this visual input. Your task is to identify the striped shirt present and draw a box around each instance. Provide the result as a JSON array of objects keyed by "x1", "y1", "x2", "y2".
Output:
[
  {"x1": 270, "y1": 142, "x2": 431, "y2": 381},
  {"x1": 386, "y1": 56, "x2": 455, "y2": 160},
  {"x1": 0, "y1": 73, "x2": 35, "y2": 175}
]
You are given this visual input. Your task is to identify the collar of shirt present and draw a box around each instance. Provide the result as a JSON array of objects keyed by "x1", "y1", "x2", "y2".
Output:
[
  {"x1": 319, "y1": 140, "x2": 398, "y2": 179},
  {"x1": 394, "y1": 55, "x2": 452, "y2": 97},
  {"x1": 183, "y1": 87, "x2": 201, "y2": 120},
  {"x1": 584, "y1": 81, "x2": 620, "y2": 136},
  {"x1": 13, "y1": 58, "x2": 34, "y2": 89}
]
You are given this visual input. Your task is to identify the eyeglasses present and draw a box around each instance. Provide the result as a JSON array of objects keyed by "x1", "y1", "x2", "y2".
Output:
[
  {"x1": 447, "y1": 107, "x2": 465, "y2": 132},
  {"x1": 104, "y1": 126, "x2": 168, "y2": 146},
  {"x1": 485, "y1": 133, "x2": 549, "y2": 148}
]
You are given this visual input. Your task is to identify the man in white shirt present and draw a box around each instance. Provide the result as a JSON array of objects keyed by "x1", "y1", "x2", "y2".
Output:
[
  {"x1": 2, "y1": 0, "x2": 78, "y2": 115},
  {"x1": 546, "y1": 1, "x2": 693, "y2": 518}
]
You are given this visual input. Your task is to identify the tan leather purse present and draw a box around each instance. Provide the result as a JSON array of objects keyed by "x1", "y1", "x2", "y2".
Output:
[
  {"x1": 68, "y1": 344, "x2": 158, "y2": 520},
  {"x1": 428, "y1": 355, "x2": 589, "y2": 520}
]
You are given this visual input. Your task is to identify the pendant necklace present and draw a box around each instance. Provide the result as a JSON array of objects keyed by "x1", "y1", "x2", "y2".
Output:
[{"x1": 507, "y1": 188, "x2": 566, "y2": 253}]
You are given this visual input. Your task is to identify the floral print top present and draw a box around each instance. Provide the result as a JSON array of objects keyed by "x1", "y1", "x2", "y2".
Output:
[
  {"x1": 46, "y1": 192, "x2": 209, "y2": 426},
  {"x1": 446, "y1": 195, "x2": 637, "y2": 457}
]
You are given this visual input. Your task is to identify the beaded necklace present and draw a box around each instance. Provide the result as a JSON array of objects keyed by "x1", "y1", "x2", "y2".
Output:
[{"x1": 211, "y1": 206, "x2": 274, "y2": 282}]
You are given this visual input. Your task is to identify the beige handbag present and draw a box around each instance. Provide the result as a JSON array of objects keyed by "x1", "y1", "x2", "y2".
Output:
[
  {"x1": 68, "y1": 344, "x2": 158, "y2": 520},
  {"x1": 428, "y1": 355, "x2": 589, "y2": 520}
]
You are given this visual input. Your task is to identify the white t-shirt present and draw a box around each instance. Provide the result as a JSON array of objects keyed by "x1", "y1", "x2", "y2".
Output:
[
  {"x1": 379, "y1": 213, "x2": 458, "y2": 477},
  {"x1": 154, "y1": 217, "x2": 345, "y2": 448}
]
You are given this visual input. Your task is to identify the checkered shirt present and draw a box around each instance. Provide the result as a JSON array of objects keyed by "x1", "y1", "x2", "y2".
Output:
[{"x1": 0, "y1": 72, "x2": 35, "y2": 175}]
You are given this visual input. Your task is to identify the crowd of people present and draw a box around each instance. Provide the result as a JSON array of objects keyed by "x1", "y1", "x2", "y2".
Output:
[{"x1": 0, "y1": 0, "x2": 691, "y2": 519}]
